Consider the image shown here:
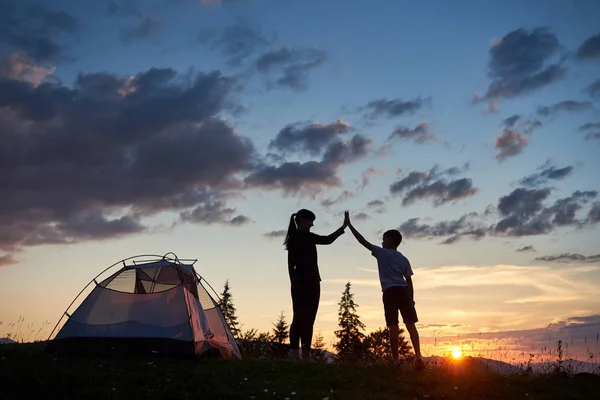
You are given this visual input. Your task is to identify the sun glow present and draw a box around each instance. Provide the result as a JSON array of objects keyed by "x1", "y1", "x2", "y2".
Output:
[{"x1": 451, "y1": 347, "x2": 463, "y2": 359}]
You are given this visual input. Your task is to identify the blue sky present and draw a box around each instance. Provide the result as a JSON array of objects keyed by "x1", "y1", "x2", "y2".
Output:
[{"x1": 1, "y1": 0, "x2": 599, "y2": 360}]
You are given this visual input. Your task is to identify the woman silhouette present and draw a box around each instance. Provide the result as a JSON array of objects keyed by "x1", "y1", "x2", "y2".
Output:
[{"x1": 283, "y1": 209, "x2": 347, "y2": 360}]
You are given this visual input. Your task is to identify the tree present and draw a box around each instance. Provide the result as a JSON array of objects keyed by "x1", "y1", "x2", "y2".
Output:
[
  {"x1": 364, "y1": 327, "x2": 412, "y2": 363},
  {"x1": 272, "y1": 311, "x2": 289, "y2": 344},
  {"x1": 334, "y1": 282, "x2": 366, "y2": 361},
  {"x1": 219, "y1": 279, "x2": 240, "y2": 337},
  {"x1": 312, "y1": 331, "x2": 328, "y2": 362}
]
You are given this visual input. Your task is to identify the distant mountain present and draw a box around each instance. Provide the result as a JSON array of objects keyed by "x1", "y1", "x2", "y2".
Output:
[
  {"x1": 424, "y1": 355, "x2": 599, "y2": 375},
  {"x1": 0, "y1": 338, "x2": 17, "y2": 344}
]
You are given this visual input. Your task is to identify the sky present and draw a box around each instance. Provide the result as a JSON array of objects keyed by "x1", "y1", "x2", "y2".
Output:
[{"x1": 1, "y1": 0, "x2": 599, "y2": 362}]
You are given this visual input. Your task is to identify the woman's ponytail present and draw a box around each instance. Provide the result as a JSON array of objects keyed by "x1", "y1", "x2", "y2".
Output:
[{"x1": 283, "y1": 213, "x2": 297, "y2": 250}]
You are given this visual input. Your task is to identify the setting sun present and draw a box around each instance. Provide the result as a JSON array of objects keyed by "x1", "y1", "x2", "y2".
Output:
[{"x1": 451, "y1": 347, "x2": 463, "y2": 359}]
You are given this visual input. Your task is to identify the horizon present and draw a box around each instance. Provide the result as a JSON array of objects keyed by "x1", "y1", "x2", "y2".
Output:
[{"x1": 1, "y1": 0, "x2": 599, "y2": 364}]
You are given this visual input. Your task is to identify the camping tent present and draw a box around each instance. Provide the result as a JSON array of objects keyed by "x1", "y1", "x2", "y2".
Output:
[{"x1": 45, "y1": 253, "x2": 241, "y2": 359}]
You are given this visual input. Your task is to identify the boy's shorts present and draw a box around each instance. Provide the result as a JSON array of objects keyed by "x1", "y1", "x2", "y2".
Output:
[{"x1": 382, "y1": 285, "x2": 418, "y2": 326}]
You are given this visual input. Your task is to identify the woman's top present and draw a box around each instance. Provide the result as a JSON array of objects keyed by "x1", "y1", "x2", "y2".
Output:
[{"x1": 287, "y1": 227, "x2": 345, "y2": 281}]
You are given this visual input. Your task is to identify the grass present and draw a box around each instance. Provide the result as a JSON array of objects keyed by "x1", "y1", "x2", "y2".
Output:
[{"x1": 1, "y1": 343, "x2": 599, "y2": 400}]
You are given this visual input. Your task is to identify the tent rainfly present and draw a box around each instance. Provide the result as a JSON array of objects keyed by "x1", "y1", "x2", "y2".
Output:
[{"x1": 45, "y1": 253, "x2": 241, "y2": 359}]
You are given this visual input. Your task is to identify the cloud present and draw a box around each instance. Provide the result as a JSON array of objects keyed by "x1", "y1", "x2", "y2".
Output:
[
  {"x1": 268, "y1": 120, "x2": 351, "y2": 156},
  {"x1": 357, "y1": 97, "x2": 429, "y2": 120},
  {"x1": 0, "y1": 51, "x2": 55, "y2": 86},
  {"x1": 0, "y1": 66, "x2": 259, "y2": 262},
  {"x1": 493, "y1": 189, "x2": 597, "y2": 236},
  {"x1": 519, "y1": 161, "x2": 574, "y2": 187},
  {"x1": 199, "y1": 18, "x2": 272, "y2": 67},
  {"x1": 494, "y1": 114, "x2": 541, "y2": 162},
  {"x1": 390, "y1": 164, "x2": 478, "y2": 207},
  {"x1": 398, "y1": 185, "x2": 599, "y2": 243},
  {"x1": 246, "y1": 129, "x2": 372, "y2": 194},
  {"x1": 585, "y1": 78, "x2": 600, "y2": 98},
  {"x1": 399, "y1": 214, "x2": 486, "y2": 244},
  {"x1": 536, "y1": 100, "x2": 593, "y2": 117},
  {"x1": 576, "y1": 33, "x2": 600, "y2": 60},
  {"x1": 474, "y1": 27, "x2": 565, "y2": 103},
  {"x1": 516, "y1": 245, "x2": 536, "y2": 252},
  {"x1": 178, "y1": 190, "x2": 250, "y2": 225},
  {"x1": 353, "y1": 212, "x2": 370, "y2": 221},
  {"x1": 255, "y1": 47, "x2": 326, "y2": 91},
  {"x1": 357, "y1": 166, "x2": 385, "y2": 189},
  {"x1": 263, "y1": 229, "x2": 287, "y2": 238},
  {"x1": 120, "y1": 16, "x2": 163, "y2": 42},
  {"x1": 0, "y1": 2, "x2": 79, "y2": 63},
  {"x1": 321, "y1": 190, "x2": 353, "y2": 208},
  {"x1": 535, "y1": 253, "x2": 600, "y2": 263},
  {"x1": 0, "y1": 254, "x2": 18, "y2": 267},
  {"x1": 389, "y1": 122, "x2": 435, "y2": 144}
]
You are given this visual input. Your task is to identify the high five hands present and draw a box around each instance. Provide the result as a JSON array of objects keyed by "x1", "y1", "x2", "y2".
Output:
[{"x1": 343, "y1": 210, "x2": 350, "y2": 228}]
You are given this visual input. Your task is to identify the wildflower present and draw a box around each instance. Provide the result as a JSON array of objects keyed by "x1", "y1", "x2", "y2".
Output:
[
  {"x1": 291, "y1": 392, "x2": 296, "y2": 395},
  {"x1": 264, "y1": 389, "x2": 269, "y2": 392},
  {"x1": 244, "y1": 378, "x2": 248, "y2": 381}
]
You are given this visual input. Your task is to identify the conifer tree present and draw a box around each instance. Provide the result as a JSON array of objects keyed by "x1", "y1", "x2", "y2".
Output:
[
  {"x1": 312, "y1": 331, "x2": 328, "y2": 362},
  {"x1": 219, "y1": 279, "x2": 240, "y2": 337},
  {"x1": 272, "y1": 311, "x2": 289, "y2": 344},
  {"x1": 364, "y1": 327, "x2": 412, "y2": 362},
  {"x1": 334, "y1": 282, "x2": 366, "y2": 361}
]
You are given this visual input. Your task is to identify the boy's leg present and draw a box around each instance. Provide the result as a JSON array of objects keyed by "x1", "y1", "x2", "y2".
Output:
[
  {"x1": 382, "y1": 287, "x2": 400, "y2": 361},
  {"x1": 404, "y1": 322, "x2": 422, "y2": 358}
]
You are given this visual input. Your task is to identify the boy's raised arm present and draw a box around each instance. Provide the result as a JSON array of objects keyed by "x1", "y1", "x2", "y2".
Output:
[{"x1": 345, "y1": 211, "x2": 373, "y2": 251}]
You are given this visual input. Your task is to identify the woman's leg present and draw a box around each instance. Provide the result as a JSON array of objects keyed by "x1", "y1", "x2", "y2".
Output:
[
  {"x1": 300, "y1": 280, "x2": 320, "y2": 356},
  {"x1": 289, "y1": 280, "x2": 303, "y2": 351}
]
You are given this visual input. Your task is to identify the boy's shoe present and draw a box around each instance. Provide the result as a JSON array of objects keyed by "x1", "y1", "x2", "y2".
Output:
[{"x1": 414, "y1": 356, "x2": 425, "y2": 370}]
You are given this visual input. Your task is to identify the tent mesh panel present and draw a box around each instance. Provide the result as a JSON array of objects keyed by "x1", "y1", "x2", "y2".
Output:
[{"x1": 98, "y1": 265, "x2": 192, "y2": 295}]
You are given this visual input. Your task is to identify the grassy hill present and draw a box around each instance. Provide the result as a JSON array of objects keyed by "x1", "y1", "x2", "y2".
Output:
[{"x1": 1, "y1": 343, "x2": 599, "y2": 400}]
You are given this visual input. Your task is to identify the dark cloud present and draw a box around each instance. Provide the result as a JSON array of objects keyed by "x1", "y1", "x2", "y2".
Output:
[
  {"x1": 585, "y1": 78, "x2": 600, "y2": 98},
  {"x1": 0, "y1": 66, "x2": 259, "y2": 262},
  {"x1": 255, "y1": 47, "x2": 326, "y2": 91},
  {"x1": 263, "y1": 229, "x2": 286, "y2": 238},
  {"x1": 586, "y1": 202, "x2": 600, "y2": 224},
  {"x1": 578, "y1": 121, "x2": 600, "y2": 140},
  {"x1": 390, "y1": 164, "x2": 478, "y2": 206},
  {"x1": 200, "y1": 18, "x2": 272, "y2": 67},
  {"x1": 474, "y1": 27, "x2": 564, "y2": 103},
  {"x1": 268, "y1": 120, "x2": 351, "y2": 156},
  {"x1": 0, "y1": 2, "x2": 79, "y2": 63},
  {"x1": 535, "y1": 253, "x2": 600, "y2": 263},
  {"x1": 245, "y1": 133, "x2": 371, "y2": 193},
  {"x1": 120, "y1": 16, "x2": 163, "y2": 42},
  {"x1": 494, "y1": 131, "x2": 528, "y2": 159},
  {"x1": 494, "y1": 115, "x2": 541, "y2": 162},
  {"x1": 389, "y1": 122, "x2": 435, "y2": 144},
  {"x1": 493, "y1": 189, "x2": 597, "y2": 236},
  {"x1": 399, "y1": 186, "x2": 599, "y2": 244},
  {"x1": 576, "y1": 33, "x2": 600, "y2": 60},
  {"x1": 519, "y1": 162, "x2": 574, "y2": 187},
  {"x1": 108, "y1": 1, "x2": 120, "y2": 15},
  {"x1": 516, "y1": 245, "x2": 536, "y2": 252},
  {"x1": 353, "y1": 212, "x2": 370, "y2": 221},
  {"x1": 358, "y1": 166, "x2": 384, "y2": 189},
  {"x1": 399, "y1": 214, "x2": 486, "y2": 244},
  {"x1": 178, "y1": 190, "x2": 250, "y2": 225},
  {"x1": 367, "y1": 199, "x2": 385, "y2": 208},
  {"x1": 579, "y1": 122, "x2": 600, "y2": 131},
  {"x1": 536, "y1": 100, "x2": 593, "y2": 117},
  {"x1": 358, "y1": 97, "x2": 429, "y2": 120},
  {"x1": 321, "y1": 190, "x2": 352, "y2": 208}
]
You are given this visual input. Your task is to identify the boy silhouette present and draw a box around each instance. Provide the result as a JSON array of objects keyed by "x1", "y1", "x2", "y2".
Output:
[{"x1": 344, "y1": 211, "x2": 424, "y2": 368}]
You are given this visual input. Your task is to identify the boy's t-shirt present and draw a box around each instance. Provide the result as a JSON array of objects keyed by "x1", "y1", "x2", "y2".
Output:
[{"x1": 370, "y1": 245, "x2": 413, "y2": 292}]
